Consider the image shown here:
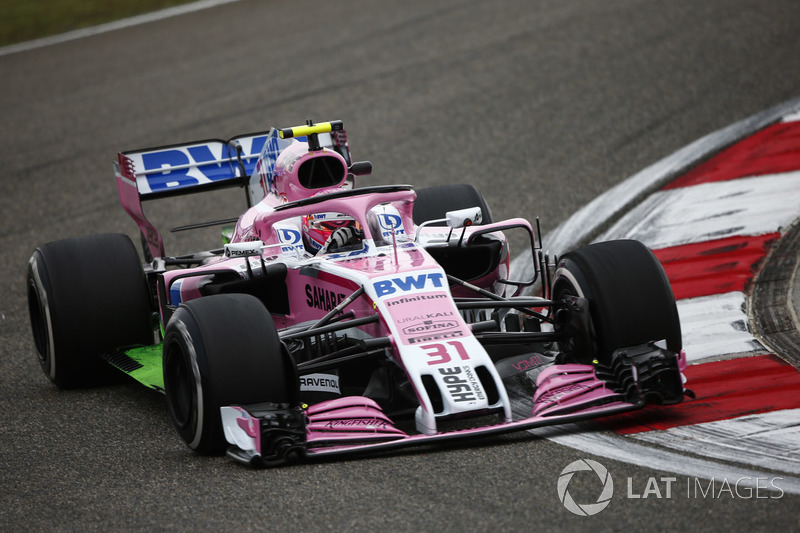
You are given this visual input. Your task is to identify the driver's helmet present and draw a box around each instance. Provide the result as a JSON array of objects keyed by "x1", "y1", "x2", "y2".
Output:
[
  {"x1": 272, "y1": 143, "x2": 349, "y2": 203},
  {"x1": 302, "y1": 213, "x2": 362, "y2": 254}
]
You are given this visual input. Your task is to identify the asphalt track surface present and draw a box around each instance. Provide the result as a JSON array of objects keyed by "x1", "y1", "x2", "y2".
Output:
[{"x1": 2, "y1": 0, "x2": 800, "y2": 530}]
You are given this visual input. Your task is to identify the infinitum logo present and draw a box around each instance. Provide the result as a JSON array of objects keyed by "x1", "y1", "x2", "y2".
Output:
[{"x1": 557, "y1": 459, "x2": 614, "y2": 516}]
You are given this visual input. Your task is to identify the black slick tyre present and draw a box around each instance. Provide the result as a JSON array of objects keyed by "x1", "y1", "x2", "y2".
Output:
[
  {"x1": 552, "y1": 239, "x2": 681, "y2": 365},
  {"x1": 26, "y1": 233, "x2": 153, "y2": 388},
  {"x1": 412, "y1": 184, "x2": 494, "y2": 225},
  {"x1": 162, "y1": 294, "x2": 296, "y2": 455}
]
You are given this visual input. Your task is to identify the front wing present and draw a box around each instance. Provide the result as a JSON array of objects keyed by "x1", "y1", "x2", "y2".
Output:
[{"x1": 221, "y1": 344, "x2": 688, "y2": 467}]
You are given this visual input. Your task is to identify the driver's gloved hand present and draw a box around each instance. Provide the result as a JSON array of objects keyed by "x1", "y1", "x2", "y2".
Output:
[{"x1": 326, "y1": 227, "x2": 361, "y2": 252}]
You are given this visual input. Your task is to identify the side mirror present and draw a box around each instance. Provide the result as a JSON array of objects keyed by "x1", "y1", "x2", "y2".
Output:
[
  {"x1": 415, "y1": 206, "x2": 483, "y2": 244},
  {"x1": 446, "y1": 207, "x2": 483, "y2": 228},
  {"x1": 348, "y1": 161, "x2": 372, "y2": 176}
]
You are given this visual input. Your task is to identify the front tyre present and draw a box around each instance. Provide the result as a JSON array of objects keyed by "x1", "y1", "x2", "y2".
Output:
[
  {"x1": 552, "y1": 239, "x2": 681, "y2": 365},
  {"x1": 163, "y1": 294, "x2": 296, "y2": 455},
  {"x1": 27, "y1": 233, "x2": 153, "y2": 388}
]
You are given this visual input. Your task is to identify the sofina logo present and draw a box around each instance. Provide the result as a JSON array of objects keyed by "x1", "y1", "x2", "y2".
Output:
[{"x1": 557, "y1": 459, "x2": 614, "y2": 516}]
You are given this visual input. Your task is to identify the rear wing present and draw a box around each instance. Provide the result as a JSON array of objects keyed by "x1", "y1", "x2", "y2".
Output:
[
  {"x1": 118, "y1": 133, "x2": 268, "y2": 200},
  {"x1": 115, "y1": 124, "x2": 352, "y2": 260}
]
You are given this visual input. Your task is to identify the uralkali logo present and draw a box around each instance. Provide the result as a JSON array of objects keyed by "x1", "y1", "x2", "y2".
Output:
[{"x1": 557, "y1": 459, "x2": 614, "y2": 516}]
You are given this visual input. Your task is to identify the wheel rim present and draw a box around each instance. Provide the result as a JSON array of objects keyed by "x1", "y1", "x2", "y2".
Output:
[
  {"x1": 27, "y1": 280, "x2": 49, "y2": 366},
  {"x1": 552, "y1": 275, "x2": 598, "y2": 363},
  {"x1": 165, "y1": 343, "x2": 195, "y2": 429}
]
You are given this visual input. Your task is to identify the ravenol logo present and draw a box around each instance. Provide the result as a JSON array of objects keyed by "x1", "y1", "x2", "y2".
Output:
[
  {"x1": 373, "y1": 272, "x2": 445, "y2": 298},
  {"x1": 557, "y1": 459, "x2": 613, "y2": 516}
]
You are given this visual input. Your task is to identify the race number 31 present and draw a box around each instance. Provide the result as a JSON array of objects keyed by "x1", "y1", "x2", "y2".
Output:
[{"x1": 422, "y1": 341, "x2": 470, "y2": 365}]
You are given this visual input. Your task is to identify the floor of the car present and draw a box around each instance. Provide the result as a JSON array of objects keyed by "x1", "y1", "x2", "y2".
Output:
[{"x1": 105, "y1": 343, "x2": 165, "y2": 391}]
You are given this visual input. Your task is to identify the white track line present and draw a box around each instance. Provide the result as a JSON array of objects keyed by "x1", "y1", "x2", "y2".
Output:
[
  {"x1": 13, "y1": 0, "x2": 800, "y2": 496},
  {"x1": 510, "y1": 98, "x2": 800, "y2": 483},
  {"x1": 632, "y1": 409, "x2": 800, "y2": 476},
  {"x1": 599, "y1": 171, "x2": 800, "y2": 249},
  {"x1": 510, "y1": 97, "x2": 800, "y2": 279},
  {"x1": 0, "y1": 0, "x2": 246, "y2": 57},
  {"x1": 783, "y1": 111, "x2": 800, "y2": 123},
  {"x1": 677, "y1": 292, "x2": 765, "y2": 363},
  {"x1": 532, "y1": 423, "x2": 800, "y2": 495}
]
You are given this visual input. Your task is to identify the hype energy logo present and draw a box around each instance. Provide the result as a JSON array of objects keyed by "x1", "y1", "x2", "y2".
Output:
[{"x1": 557, "y1": 459, "x2": 613, "y2": 516}]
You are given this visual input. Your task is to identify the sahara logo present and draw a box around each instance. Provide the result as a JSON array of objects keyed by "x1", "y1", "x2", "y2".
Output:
[{"x1": 557, "y1": 459, "x2": 613, "y2": 516}]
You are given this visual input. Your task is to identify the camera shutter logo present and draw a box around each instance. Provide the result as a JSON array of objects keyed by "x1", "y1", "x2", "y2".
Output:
[{"x1": 557, "y1": 459, "x2": 614, "y2": 516}]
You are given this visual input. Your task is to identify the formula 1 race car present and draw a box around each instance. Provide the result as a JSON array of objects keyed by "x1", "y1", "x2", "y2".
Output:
[{"x1": 27, "y1": 120, "x2": 688, "y2": 466}]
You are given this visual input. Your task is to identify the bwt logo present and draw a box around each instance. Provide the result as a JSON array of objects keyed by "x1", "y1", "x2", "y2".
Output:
[
  {"x1": 141, "y1": 136, "x2": 267, "y2": 192},
  {"x1": 276, "y1": 228, "x2": 302, "y2": 253},
  {"x1": 373, "y1": 272, "x2": 445, "y2": 298},
  {"x1": 377, "y1": 213, "x2": 405, "y2": 235},
  {"x1": 277, "y1": 228, "x2": 301, "y2": 244},
  {"x1": 377, "y1": 214, "x2": 401, "y2": 230}
]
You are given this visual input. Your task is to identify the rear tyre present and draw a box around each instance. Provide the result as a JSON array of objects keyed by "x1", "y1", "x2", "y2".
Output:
[
  {"x1": 413, "y1": 184, "x2": 494, "y2": 225},
  {"x1": 26, "y1": 233, "x2": 153, "y2": 388},
  {"x1": 552, "y1": 239, "x2": 681, "y2": 365},
  {"x1": 162, "y1": 294, "x2": 297, "y2": 455}
]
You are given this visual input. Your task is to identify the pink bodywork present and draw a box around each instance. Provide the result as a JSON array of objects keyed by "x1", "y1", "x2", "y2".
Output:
[
  {"x1": 222, "y1": 365, "x2": 640, "y2": 460},
  {"x1": 114, "y1": 128, "x2": 687, "y2": 464}
]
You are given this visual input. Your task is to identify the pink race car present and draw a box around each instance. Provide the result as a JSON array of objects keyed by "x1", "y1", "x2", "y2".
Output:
[{"x1": 27, "y1": 120, "x2": 688, "y2": 466}]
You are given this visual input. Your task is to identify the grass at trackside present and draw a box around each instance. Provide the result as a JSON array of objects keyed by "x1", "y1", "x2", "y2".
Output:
[{"x1": 0, "y1": 0, "x2": 198, "y2": 47}]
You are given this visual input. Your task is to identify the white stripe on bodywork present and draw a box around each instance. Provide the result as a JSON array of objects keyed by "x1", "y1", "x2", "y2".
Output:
[
  {"x1": 677, "y1": 292, "x2": 766, "y2": 363},
  {"x1": 633, "y1": 408, "x2": 800, "y2": 475},
  {"x1": 597, "y1": 171, "x2": 800, "y2": 249}
]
